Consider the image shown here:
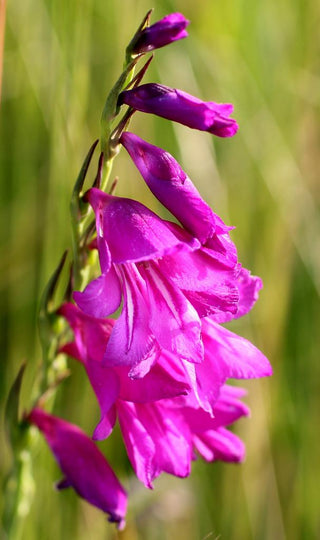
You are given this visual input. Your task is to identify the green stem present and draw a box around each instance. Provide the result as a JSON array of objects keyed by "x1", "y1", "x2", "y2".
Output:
[
  {"x1": 99, "y1": 157, "x2": 114, "y2": 197},
  {"x1": 99, "y1": 57, "x2": 138, "y2": 191},
  {"x1": 100, "y1": 59, "x2": 137, "y2": 159},
  {"x1": 3, "y1": 449, "x2": 35, "y2": 540}
]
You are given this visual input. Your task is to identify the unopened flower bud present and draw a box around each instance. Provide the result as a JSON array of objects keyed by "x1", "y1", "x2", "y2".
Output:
[
  {"x1": 119, "y1": 84, "x2": 238, "y2": 137},
  {"x1": 128, "y1": 13, "x2": 189, "y2": 56}
]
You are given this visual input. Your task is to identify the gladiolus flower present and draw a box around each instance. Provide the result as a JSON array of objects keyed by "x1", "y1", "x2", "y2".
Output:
[
  {"x1": 28, "y1": 408, "x2": 127, "y2": 528},
  {"x1": 74, "y1": 189, "x2": 240, "y2": 375},
  {"x1": 118, "y1": 84, "x2": 238, "y2": 137}
]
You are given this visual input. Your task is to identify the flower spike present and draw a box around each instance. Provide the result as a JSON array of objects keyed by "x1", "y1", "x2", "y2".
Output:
[{"x1": 11, "y1": 8, "x2": 271, "y2": 531}]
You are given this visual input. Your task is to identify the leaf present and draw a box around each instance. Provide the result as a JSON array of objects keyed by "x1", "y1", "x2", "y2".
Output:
[{"x1": 5, "y1": 363, "x2": 27, "y2": 451}]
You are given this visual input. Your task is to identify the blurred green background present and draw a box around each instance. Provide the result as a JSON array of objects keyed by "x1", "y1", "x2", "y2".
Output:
[{"x1": 1, "y1": 0, "x2": 320, "y2": 538}]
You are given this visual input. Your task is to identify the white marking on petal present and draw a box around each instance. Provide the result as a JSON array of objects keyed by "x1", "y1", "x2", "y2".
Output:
[{"x1": 146, "y1": 265, "x2": 182, "y2": 323}]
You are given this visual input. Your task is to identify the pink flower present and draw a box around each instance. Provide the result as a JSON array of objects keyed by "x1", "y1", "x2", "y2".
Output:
[
  {"x1": 118, "y1": 84, "x2": 238, "y2": 137},
  {"x1": 73, "y1": 189, "x2": 239, "y2": 375},
  {"x1": 28, "y1": 408, "x2": 127, "y2": 528}
]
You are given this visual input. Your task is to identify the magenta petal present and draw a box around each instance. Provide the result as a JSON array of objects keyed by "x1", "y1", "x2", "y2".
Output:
[
  {"x1": 93, "y1": 404, "x2": 117, "y2": 441},
  {"x1": 84, "y1": 361, "x2": 119, "y2": 440},
  {"x1": 235, "y1": 267, "x2": 263, "y2": 319},
  {"x1": 86, "y1": 188, "x2": 197, "y2": 264},
  {"x1": 194, "y1": 427, "x2": 245, "y2": 463},
  {"x1": 181, "y1": 383, "x2": 249, "y2": 463},
  {"x1": 210, "y1": 384, "x2": 250, "y2": 426},
  {"x1": 56, "y1": 478, "x2": 72, "y2": 490},
  {"x1": 202, "y1": 318, "x2": 272, "y2": 379},
  {"x1": 60, "y1": 341, "x2": 82, "y2": 362},
  {"x1": 96, "y1": 233, "x2": 112, "y2": 274},
  {"x1": 204, "y1": 228, "x2": 238, "y2": 268},
  {"x1": 182, "y1": 385, "x2": 250, "y2": 432},
  {"x1": 118, "y1": 401, "x2": 191, "y2": 487},
  {"x1": 117, "y1": 401, "x2": 156, "y2": 488},
  {"x1": 103, "y1": 265, "x2": 159, "y2": 373},
  {"x1": 59, "y1": 304, "x2": 119, "y2": 439},
  {"x1": 28, "y1": 408, "x2": 127, "y2": 527},
  {"x1": 117, "y1": 359, "x2": 190, "y2": 403},
  {"x1": 193, "y1": 354, "x2": 228, "y2": 413},
  {"x1": 210, "y1": 103, "x2": 234, "y2": 115},
  {"x1": 59, "y1": 303, "x2": 115, "y2": 363},
  {"x1": 158, "y1": 249, "x2": 239, "y2": 318},
  {"x1": 212, "y1": 267, "x2": 263, "y2": 323},
  {"x1": 141, "y1": 263, "x2": 204, "y2": 363},
  {"x1": 73, "y1": 267, "x2": 122, "y2": 318},
  {"x1": 121, "y1": 132, "x2": 216, "y2": 243},
  {"x1": 145, "y1": 405, "x2": 191, "y2": 480}
]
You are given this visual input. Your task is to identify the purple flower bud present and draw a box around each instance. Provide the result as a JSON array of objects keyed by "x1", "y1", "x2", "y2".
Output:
[
  {"x1": 118, "y1": 84, "x2": 238, "y2": 137},
  {"x1": 28, "y1": 408, "x2": 127, "y2": 528},
  {"x1": 130, "y1": 13, "x2": 189, "y2": 54}
]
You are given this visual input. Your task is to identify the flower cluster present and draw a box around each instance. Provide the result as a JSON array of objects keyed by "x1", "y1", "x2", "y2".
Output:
[{"x1": 27, "y1": 11, "x2": 271, "y2": 528}]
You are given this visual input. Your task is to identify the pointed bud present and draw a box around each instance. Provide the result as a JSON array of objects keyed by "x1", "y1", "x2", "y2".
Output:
[
  {"x1": 120, "y1": 131, "x2": 217, "y2": 243},
  {"x1": 128, "y1": 13, "x2": 189, "y2": 56}
]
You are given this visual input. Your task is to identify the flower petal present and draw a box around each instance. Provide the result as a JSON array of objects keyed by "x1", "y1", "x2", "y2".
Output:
[
  {"x1": 212, "y1": 267, "x2": 263, "y2": 323},
  {"x1": 117, "y1": 357, "x2": 190, "y2": 403},
  {"x1": 59, "y1": 303, "x2": 115, "y2": 362},
  {"x1": 193, "y1": 427, "x2": 245, "y2": 463},
  {"x1": 117, "y1": 401, "x2": 156, "y2": 488},
  {"x1": 158, "y1": 249, "x2": 239, "y2": 318},
  {"x1": 86, "y1": 188, "x2": 198, "y2": 265},
  {"x1": 118, "y1": 401, "x2": 191, "y2": 487},
  {"x1": 84, "y1": 360, "x2": 119, "y2": 440},
  {"x1": 140, "y1": 262, "x2": 204, "y2": 363},
  {"x1": 73, "y1": 267, "x2": 122, "y2": 319},
  {"x1": 235, "y1": 267, "x2": 263, "y2": 319},
  {"x1": 202, "y1": 317, "x2": 272, "y2": 379},
  {"x1": 93, "y1": 404, "x2": 117, "y2": 441},
  {"x1": 103, "y1": 265, "x2": 160, "y2": 374}
]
